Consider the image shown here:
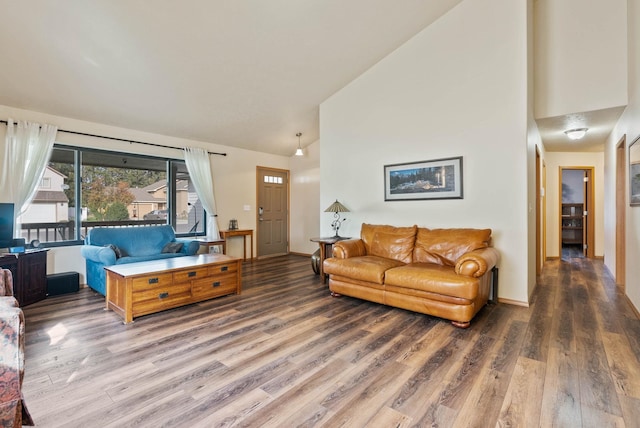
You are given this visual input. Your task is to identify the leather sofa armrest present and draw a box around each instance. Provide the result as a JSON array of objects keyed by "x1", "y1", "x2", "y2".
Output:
[
  {"x1": 332, "y1": 239, "x2": 367, "y2": 259},
  {"x1": 455, "y1": 247, "x2": 500, "y2": 277},
  {"x1": 81, "y1": 245, "x2": 117, "y2": 266}
]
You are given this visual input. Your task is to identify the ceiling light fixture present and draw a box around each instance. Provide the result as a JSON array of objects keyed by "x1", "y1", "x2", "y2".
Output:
[
  {"x1": 295, "y1": 132, "x2": 304, "y2": 156},
  {"x1": 564, "y1": 128, "x2": 588, "y2": 140}
]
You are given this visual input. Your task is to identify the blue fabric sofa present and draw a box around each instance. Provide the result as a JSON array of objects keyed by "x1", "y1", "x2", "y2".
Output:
[{"x1": 81, "y1": 225, "x2": 199, "y2": 296}]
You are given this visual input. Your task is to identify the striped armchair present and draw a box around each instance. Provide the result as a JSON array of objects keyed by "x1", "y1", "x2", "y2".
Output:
[{"x1": 0, "y1": 269, "x2": 34, "y2": 427}]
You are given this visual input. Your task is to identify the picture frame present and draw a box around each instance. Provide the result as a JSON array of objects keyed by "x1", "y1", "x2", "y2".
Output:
[
  {"x1": 384, "y1": 156, "x2": 463, "y2": 201},
  {"x1": 630, "y1": 135, "x2": 640, "y2": 206}
]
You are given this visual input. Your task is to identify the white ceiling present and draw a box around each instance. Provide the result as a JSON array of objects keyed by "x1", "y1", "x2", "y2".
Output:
[
  {"x1": 536, "y1": 106, "x2": 626, "y2": 152},
  {"x1": 0, "y1": 0, "x2": 464, "y2": 156},
  {"x1": 0, "y1": 1, "x2": 624, "y2": 156}
]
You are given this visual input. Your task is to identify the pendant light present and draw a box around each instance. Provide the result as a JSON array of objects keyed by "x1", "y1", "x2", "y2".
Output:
[{"x1": 295, "y1": 132, "x2": 304, "y2": 156}]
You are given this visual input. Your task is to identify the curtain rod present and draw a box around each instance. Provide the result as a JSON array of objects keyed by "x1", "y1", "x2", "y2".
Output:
[{"x1": 0, "y1": 119, "x2": 227, "y2": 157}]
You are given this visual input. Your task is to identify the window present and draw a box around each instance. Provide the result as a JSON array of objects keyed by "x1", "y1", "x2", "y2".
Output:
[
  {"x1": 17, "y1": 145, "x2": 205, "y2": 246},
  {"x1": 263, "y1": 175, "x2": 283, "y2": 184}
]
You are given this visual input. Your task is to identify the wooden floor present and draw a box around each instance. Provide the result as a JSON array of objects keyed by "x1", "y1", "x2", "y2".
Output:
[{"x1": 21, "y1": 254, "x2": 640, "y2": 427}]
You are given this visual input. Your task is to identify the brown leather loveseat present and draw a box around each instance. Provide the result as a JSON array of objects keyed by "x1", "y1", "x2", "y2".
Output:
[{"x1": 323, "y1": 224, "x2": 499, "y2": 328}]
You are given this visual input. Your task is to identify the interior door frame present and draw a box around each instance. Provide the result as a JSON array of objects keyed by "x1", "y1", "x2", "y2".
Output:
[
  {"x1": 255, "y1": 166, "x2": 290, "y2": 258},
  {"x1": 536, "y1": 147, "x2": 542, "y2": 275},
  {"x1": 616, "y1": 136, "x2": 626, "y2": 287},
  {"x1": 558, "y1": 166, "x2": 595, "y2": 258}
]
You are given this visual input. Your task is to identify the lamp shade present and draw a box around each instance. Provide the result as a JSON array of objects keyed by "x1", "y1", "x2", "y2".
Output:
[{"x1": 324, "y1": 200, "x2": 349, "y2": 213}]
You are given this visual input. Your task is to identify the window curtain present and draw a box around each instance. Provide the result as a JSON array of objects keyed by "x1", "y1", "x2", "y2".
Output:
[
  {"x1": 183, "y1": 147, "x2": 220, "y2": 240},
  {"x1": 2, "y1": 119, "x2": 57, "y2": 236}
]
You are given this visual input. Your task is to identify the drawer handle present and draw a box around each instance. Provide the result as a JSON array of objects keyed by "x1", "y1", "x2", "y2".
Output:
[
  {"x1": 188, "y1": 271, "x2": 197, "y2": 277},
  {"x1": 212, "y1": 281, "x2": 221, "y2": 288},
  {"x1": 158, "y1": 292, "x2": 169, "y2": 299},
  {"x1": 221, "y1": 266, "x2": 228, "y2": 272},
  {"x1": 148, "y1": 278, "x2": 159, "y2": 284}
]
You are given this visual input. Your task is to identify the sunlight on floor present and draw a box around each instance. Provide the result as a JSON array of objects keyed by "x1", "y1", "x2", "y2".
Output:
[{"x1": 46, "y1": 322, "x2": 68, "y2": 345}]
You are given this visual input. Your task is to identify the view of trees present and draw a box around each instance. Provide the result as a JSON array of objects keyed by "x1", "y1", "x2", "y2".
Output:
[{"x1": 50, "y1": 162, "x2": 165, "y2": 221}]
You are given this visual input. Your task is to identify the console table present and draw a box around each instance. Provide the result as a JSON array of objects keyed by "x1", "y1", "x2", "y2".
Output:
[
  {"x1": 220, "y1": 229, "x2": 253, "y2": 261},
  {"x1": 0, "y1": 249, "x2": 48, "y2": 307}
]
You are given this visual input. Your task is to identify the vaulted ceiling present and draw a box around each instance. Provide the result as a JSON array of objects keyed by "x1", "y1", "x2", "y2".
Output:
[
  {"x1": 0, "y1": 0, "x2": 463, "y2": 156},
  {"x1": 0, "y1": 1, "x2": 623, "y2": 156}
]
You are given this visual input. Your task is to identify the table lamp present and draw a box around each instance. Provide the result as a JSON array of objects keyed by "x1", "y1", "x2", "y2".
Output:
[{"x1": 324, "y1": 199, "x2": 349, "y2": 237}]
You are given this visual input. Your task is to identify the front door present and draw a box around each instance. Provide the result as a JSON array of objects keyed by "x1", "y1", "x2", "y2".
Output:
[{"x1": 257, "y1": 167, "x2": 289, "y2": 257}]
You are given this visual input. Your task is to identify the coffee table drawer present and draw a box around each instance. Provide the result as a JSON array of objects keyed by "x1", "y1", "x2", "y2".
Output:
[
  {"x1": 174, "y1": 267, "x2": 208, "y2": 283},
  {"x1": 132, "y1": 273, "x2": 173, "y2": 291},
  {"x1": 192, "y1": 274, "x2": 238, "y2": 299},
  {"x1": 208, "y1": 262, "x2": 238, "y2": 275},
  {"x1": 133, "y1": 282, "x2": 192, "y2": 303}
]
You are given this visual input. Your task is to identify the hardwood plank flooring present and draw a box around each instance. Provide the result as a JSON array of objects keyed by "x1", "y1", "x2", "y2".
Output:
[{"x1": 20, "y1": 254, "x2": 640, "y2": 427}]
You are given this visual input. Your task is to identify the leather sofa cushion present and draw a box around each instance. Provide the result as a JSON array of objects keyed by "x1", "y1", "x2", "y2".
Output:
[
  {"x1": 361, "y1": 224, "x2": 417, "y2": 264},
  {"x1": 385, "y1": 263, "x2": 479, "y2": 300},
  {"x1": 323, "y1": 255, "x2": 405, "y2": 284},
  {"x1": 413, "y1": 228, "x2": 491, "y2": 266}
]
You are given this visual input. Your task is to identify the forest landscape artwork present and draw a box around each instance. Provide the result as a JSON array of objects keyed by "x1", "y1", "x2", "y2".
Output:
[{"x1": 384, "y1": 156, "x2": 463, "y2": 201}]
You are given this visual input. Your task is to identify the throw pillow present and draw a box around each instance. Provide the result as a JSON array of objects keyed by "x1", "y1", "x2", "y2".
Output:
[
  {"x1": 162, "y1": 242, "x2": 184, "y2": 253},
  {"x1": 104, "y1": 243, "x2": 124, "y2": 259}
]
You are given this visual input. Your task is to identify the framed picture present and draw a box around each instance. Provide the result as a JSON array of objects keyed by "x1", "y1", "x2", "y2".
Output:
[
  {"x1": 384, "y1": 156, "x2": 463, "y2": 201},
  {"x1": 630, "y1": 135, "x2": 640, "y2": 206}
]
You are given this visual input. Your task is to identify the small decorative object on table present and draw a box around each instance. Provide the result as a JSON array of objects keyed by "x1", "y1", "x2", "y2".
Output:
[{"x1": 229, "y1": 219, "x2": 238, "y2": 230}]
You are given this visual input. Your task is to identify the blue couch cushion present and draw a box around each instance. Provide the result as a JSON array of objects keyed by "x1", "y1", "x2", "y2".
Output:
[{"x1": 87, "y1": 225, "x2": 180, "y2": 257}]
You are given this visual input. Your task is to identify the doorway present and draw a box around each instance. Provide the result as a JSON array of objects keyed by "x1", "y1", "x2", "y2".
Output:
[
  {"x1": 559, "y1": 167, "x2": 594, "y2": 259},
  {"x1": 256, "y1": 166, "x2": 289, "y2": 257}
]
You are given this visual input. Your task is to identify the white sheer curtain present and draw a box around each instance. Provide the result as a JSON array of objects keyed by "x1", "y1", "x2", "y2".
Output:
[
  {"x1": 183, "y1": 147, "x2": 220, "y2": 240},
  {"x1": 2, "y1": 119, "x2": 57, "y2": 236}
]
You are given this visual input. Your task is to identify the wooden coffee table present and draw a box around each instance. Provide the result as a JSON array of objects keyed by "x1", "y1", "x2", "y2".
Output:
[{"x1": 105, "y1": 254, "x2": 242, "y2": 323}]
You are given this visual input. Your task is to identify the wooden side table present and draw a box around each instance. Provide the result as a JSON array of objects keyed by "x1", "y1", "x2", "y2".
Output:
[
  {"x1": 195, "y1": 238, "x2": 226, "y2": 255},
  {"x1": 310, "y1": 236, "x2": 351, "y2": 283},
  {"x1": 220, "y1": 229, "x2": 253, "y2": 262}
]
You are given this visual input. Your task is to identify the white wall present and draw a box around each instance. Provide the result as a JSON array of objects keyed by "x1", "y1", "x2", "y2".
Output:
[
  {"x1": 527, "y1": 0, "x2": 543, "y2": 298},
  {"x1": 290, "y1": 139, "x2": 320, "y2": 255},
  {"x1": 544, "y1": 152, "x2": 605, "y2": 258},
  {"x1": 605, "y1": 0, "x2": 640, "y2": 312},
  {"x1": 534, "y1": 0, "x2": 628, "y2": 118},
  {"x1": 320, "y1": 0, "x2": 531, "y2": 303},
  {"x1": 0, "y1": 104, "x2": 294, "y2": 282}
]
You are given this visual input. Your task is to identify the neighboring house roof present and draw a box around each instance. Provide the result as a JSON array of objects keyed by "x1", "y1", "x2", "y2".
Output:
[
  {"x1": 32, "y1": 190, "x2": 69, "y2": 203},
  {"x1": 128, "y1": 187, "x2": 166, "y2": 203},
  {"x1": 141, "y1": 180, "x2": 167, "y2": 192},
  {"x1": 46, "y1": 166, "x2": 68, "y2": 179},
  {"x1": 129, "y1": 188, "x2": 166, "y2": 203},
  {"x1": 142, "y1": 179, "x2": 189, "y2": 192}
]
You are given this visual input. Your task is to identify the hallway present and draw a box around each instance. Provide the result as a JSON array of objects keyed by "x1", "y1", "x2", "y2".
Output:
[{"x1": 531, "y1": 255, "x2": 640, "y2": 426}]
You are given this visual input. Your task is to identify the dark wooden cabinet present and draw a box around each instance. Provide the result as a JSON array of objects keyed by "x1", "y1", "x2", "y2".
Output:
[
  {"x1": 561, "y1": 203, "x2": 584, "y2": 245},
  {"x1": 0, "y1": 249, "x2": 48, "y2": 306}
]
